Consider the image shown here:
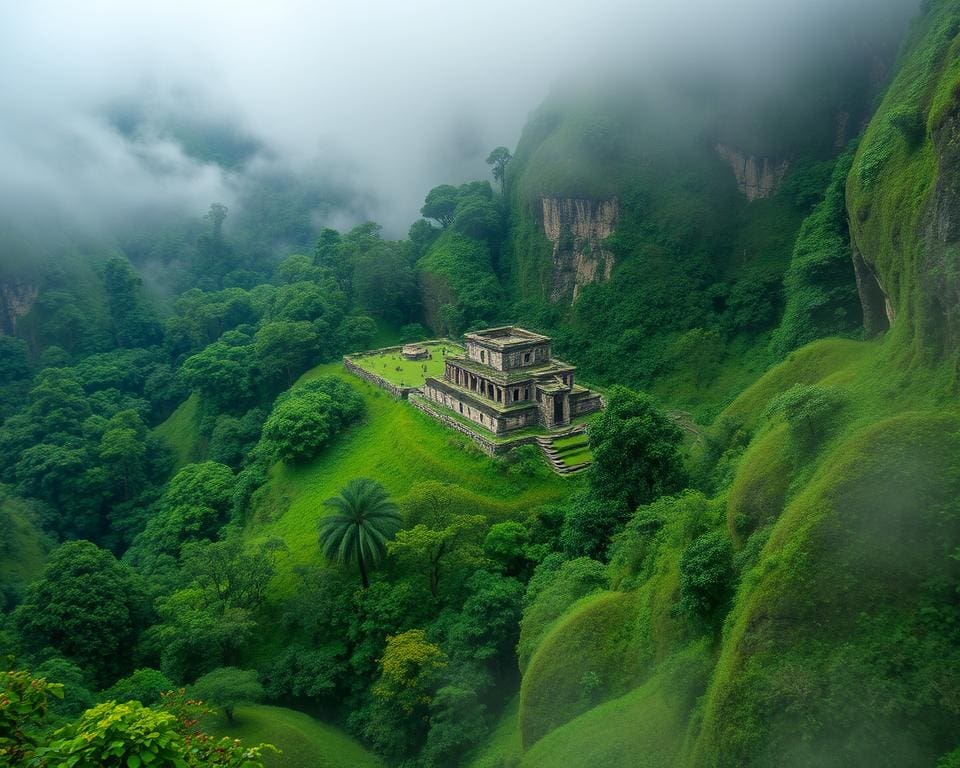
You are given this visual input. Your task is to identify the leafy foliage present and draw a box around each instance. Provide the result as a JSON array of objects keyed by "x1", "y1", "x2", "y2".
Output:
[
  {"x1": 676, "y1": 530, "x2": 735, "y2": 620},
  {"x1": 318, "y1": 478, "x2": 403, "y2": 589},
  {"x1": 14, "y1": 541, "x2": 148, "y2": 687},
  {"x1": 190, "y1": 668, "x2": 265, "y2": 724},
  {"x1": 588, "y1": 386, "x2": 687, "y2": 511},
  {"x1": 260, "y1": 377, "x2": 365, "y2": 464}
]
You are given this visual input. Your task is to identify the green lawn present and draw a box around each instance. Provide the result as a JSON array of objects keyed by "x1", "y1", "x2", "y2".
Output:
[
  {"x1": 205, "y1": 704, "x2": 383, "y2": 768},
  {"x1": 350, "y1": 341, "x2": 464, "y2": 388},
  {"x1": 558, "y1": 448, "x2": 592, "y2": 467},
  {"x1": 245, "y1": 361, "x2": 576, "y2": 596}
]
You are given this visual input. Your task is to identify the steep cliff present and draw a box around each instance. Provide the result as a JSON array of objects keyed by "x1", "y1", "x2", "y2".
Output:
[
  {"x1": 848, "y1": 0, "x2": 960, "y2": 361},
  {"x1": 715, "y1": 144, "x2": 790, "y2": 201},
  {"x1": 540, "y1": 197, "x2": 618, "y2": 302},
  {"x1": 0, "y1": 280, "x2": 38, "y2": 335}
]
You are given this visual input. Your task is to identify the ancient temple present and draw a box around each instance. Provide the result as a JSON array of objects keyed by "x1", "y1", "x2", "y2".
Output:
[{"x1": 421, "y1": 326, "x2": 602, "y2": 435}]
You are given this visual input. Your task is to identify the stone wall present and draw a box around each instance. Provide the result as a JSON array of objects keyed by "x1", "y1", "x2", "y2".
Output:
[{"x1": 409, "y1": 395, "x2": 541, "y2": 456}]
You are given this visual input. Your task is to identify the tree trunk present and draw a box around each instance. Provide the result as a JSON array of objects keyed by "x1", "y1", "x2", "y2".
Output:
[
  {"x1": 225, "y1": 705, "x2": 235, "y2": 723},
  {"x1": 357, "y1": 534, "x2": 369, "y2": 589}
]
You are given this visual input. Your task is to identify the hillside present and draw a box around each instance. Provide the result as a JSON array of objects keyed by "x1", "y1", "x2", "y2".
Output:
[
  {"x1": 467, "y1": 4, "x2": 960, "y2": 765},
  {"x1": 6, "y1": 2, "x2": 960, "y2": 767},
  {"x1": 241, "y1": 360, "x2": 572, "y2": 592},
  {"x1": 206, "y1": 704, "x2": 384, "y2": 768}
]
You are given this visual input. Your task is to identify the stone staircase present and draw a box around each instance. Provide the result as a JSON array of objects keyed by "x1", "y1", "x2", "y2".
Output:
[{"x1": 536, "y1": 427, "x2": 592, "y2": 475}]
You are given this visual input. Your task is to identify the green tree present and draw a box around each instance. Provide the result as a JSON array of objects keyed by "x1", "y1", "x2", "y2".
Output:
[
  {"x1": 102, "y1": 256, "x2": 161, "y2": 348},
  {"x1": 391, "y1": 481, "x2": 491, "y2": 596},
  {"x1": 14, "y1": 540, "x2": 147, "y2": 686},
  {"x1": 588, "y1": 385, "x2": 687, "y2": 511},
  {"x1": 98, "y1": 409, "x2": 148, "y2": 502},
  {"x1": 352, "y1": 245, "x2": 417, "y2": 324},
  {"x1": 252, "y1": 320, "x2": 319, "y2": 387},
  {"x1": 559, "y1": 490, "x2": 635, "y2": 560},
  {"x1": 318, "y1": 478, "x2": 402, "y2": 589},
  {"x1": 189, "y1": 667, "x2": 264, "y2": 724},
  {"x1": 180, "y1": 535, "x2": 287, "y2": 614},
  {"x1": 259, "y1": 377, "x2": 365, "y2": 464},
  {"x1": 763, "y1": 383, "x2": 846, "y2": 453},
  {"x1": 421, "y1": 185, "x2": 459, "y2": 228},
  {"x1": 32, "y1": 658, "x2": 95, "y2": 722},
  {"x1": 677, "y1": 530, "x2": 735, "y2": 620},
  {"x1": 486, "y1": 146, "x2": 512, "y2": 192},
  {"x1": 146, "y1": 586, "x2": 257, "y2": 683},
  {"x1": 452, "y1": 195, "x2": 500, "y2": 240},
  {"x1": 366, "y1": 629, "x2": 447, "y2": 761},
  {"x1": 101, "y1": 669, "x2": 175, "y2": 706},
  {"x1": 179, "y1": 337, "x2": 256, "y2": 411}
]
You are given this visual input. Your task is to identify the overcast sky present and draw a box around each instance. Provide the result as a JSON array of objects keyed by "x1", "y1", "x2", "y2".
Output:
[{"x1": 0, "y1": 0, "x2": 919, "y2": 236}]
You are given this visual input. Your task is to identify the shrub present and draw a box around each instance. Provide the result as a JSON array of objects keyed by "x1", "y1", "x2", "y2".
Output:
[
  {"x1": 260, "y1": 377, "x2": 364, "y2": 464},
  {"x1": 677, "y1": 530, "x2": 735, "y2": 621}
]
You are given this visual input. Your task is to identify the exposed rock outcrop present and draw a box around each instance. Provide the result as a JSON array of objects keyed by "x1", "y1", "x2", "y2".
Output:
[
  {"x1": 851, "y1": 241, "x2": 892, "y2": 337},
  {"x1": 920, "y1": 99, "x2": 960, "y2": 356},
  {"x1": 0, "y1": 281, "x2": 37, "y2": 335},
  {"x1": 541, "y1": 197, "x2": 618, "y2": 303},
  {"x1": 716, "y1": 144, "x2": 789, "y2": 201}
]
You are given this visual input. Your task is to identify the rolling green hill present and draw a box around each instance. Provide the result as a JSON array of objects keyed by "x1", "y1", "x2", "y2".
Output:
[
  {"x1": 241, "y1": 360, "x2": 573, "y2": 594},
  {"x1": 205, "y1": 704, "x2": 383, "y2": 768}
]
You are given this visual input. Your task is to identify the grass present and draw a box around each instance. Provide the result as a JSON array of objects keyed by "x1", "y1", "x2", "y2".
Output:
[
  {"x1": 245, "y1": 361, "x2": 575, "y2": 596},
  {"x1": 204, "y1": 704, "x2": 383, "y2": 768},
  {"x1": 519, "y1": 644, "x2": 711, "y2": 768},
  {"x1": 465, "y1": 696, "x2": 523, "y2": 768},
  {"x1": 153, "y1": 393, "x2": 204, "y2": 470},
  {"x1": 350, "y1": 342, "x2": 465, "y2": 388},
  {"x1": 557, "y1": 448, "x2": 592, "y2": 467},
  {"x1": 519, "y1": 590, "x2": 641, "y2": 748},
  {"x1": 0, "y1": 494, "x2": 49, "y2": 593}
]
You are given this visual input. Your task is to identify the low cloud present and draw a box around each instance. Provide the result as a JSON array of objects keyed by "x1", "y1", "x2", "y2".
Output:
[{"x1": 0, "y1": 0, "x2": 919, "y2": 238}]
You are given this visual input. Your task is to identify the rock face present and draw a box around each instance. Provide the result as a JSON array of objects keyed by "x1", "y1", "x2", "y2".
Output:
[
  {"x1": 851, "y1": 242, "x2": 893, "y2": 338},
  {"x1": 0, "y1": 281, "x2": 37, "y2": 335},
  {"x1": 716, "y1": 144, "x2": 790, "y2": 201},
  {"x1": 920, "y1": 100, "x2": 960, "y2": 356},
  {"x1": 541, "y1": 197, "x2": 618, "y2": 303}
]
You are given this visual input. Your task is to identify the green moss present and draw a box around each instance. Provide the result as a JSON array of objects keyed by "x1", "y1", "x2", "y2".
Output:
[
  {"x1": 848, "y1": 0, "x2": 960, "y2": 362},
  {"x1": 725, "y1": 423, "x2": 794, "y2": 544},
  {"x1": 205, "y1": 704, "x2": 383, "y2": 768},
  {"x1": 417, "y1": 230, "x2": 503, "y2": 335},
  {"x1": 691, "y1": 410, "x2": 960, "y2": 766},
  {"x1": 519, "y1": 591, "x2": 640, "y2": 749}
]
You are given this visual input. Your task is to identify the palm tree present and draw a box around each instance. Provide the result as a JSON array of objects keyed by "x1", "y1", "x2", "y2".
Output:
[{"x1": 318, "y1": 478, "x2": 402, "y2": 589}]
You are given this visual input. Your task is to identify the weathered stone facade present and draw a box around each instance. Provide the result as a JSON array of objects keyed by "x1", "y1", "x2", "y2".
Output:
[{"x1": 422, "y1": 326, "x2": 602, "y2": 436}]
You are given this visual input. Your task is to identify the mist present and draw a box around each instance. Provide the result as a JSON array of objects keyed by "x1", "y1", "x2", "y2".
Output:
[{"x1": 0, "y1": 0, "x2": 919, "y2": 238}]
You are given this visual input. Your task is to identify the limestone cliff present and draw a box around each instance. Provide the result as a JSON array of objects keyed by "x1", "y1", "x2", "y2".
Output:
[
  {"x1": 0, "y1": 281, "x2": 37, "y2": 335},
  {"x1": 715, "y1": 144, "x2": 790, "y2": 201},
  {"x1": 541, "y1": 197, "x2": 618, "y2": 303}
]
